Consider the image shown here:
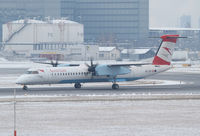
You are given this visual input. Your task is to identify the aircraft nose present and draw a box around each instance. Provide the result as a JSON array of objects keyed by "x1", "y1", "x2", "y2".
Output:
[{"x1": 16, "y1": 76, "x2": 26, "y2": 85}]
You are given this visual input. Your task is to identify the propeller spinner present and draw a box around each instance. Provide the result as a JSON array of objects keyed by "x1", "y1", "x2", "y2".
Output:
[
  {"x1": 85, "y1": 59, "x2": 98, "y2": 76},
  {"x1": 51, "y1": 59, "x2": 58, "y2": 67}
]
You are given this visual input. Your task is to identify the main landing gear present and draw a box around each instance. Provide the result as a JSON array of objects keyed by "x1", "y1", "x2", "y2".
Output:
[
  {"x1": 112, "y1": 83, "x2": 119, "y2": 89},
  {"x1": 23, "y1": 85, "x2": 28, "y2": 90},
  {"x1": 112, "y1": 76, "x2": 119, "y2": 89},
  {"x1": 74, "y1": 83, "x2": 81, "y2": 89}
]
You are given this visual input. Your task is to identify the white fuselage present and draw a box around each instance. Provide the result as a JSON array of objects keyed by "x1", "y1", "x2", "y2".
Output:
[{"x1": 16, "y1": 64, "x2": 171, "y2": 85}]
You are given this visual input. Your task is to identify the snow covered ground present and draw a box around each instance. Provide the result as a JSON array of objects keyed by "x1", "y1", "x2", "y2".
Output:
[
  {"x1": 0, "y1": 100, "x2": 200, "y2": 136},
  {"x1": 0, "y1": 61, "x2": 47, "y2": 68},
  {"x1": 168, "y1": 64, "x2": 200, "y2": 73},
  {"x1": 0, "y1": 61, "x2": 200, "y2": 135}
]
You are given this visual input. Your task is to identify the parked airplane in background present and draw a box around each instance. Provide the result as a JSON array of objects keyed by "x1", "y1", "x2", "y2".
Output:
[{"x1": 16, "y1": 35, "x2": 184, "y2": 90}]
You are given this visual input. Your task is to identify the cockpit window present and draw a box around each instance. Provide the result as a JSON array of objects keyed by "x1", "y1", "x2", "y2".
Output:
[{"x1": 26, "y1": 71, "x2": 39, "y2": 74}]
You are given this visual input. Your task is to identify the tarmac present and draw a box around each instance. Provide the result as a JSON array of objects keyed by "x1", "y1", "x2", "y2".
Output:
[{"x1": 0, "y1": 65, "x2": 200, "y2": 136}]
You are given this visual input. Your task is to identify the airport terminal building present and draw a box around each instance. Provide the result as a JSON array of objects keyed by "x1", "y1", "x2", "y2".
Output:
[
  {"x1": 0, "y1": 0, "x2": 60, "y2": 42},
  {"x1": 0, "y1": 0, "x2": 149, "y2": 43}
]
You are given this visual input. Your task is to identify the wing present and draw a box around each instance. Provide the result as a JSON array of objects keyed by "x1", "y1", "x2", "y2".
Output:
[
  {"x1": 35, "y1": 61, "x2": 55, "y2": 65},
  {"x1": 57, "y1": 64, "x2": 80, "y2": 67},
  {"x1": 35, "y1": 61, "x2": 80, "y2": 67},
  {"x1": 94, "y1": 62, "x2": 151, "y2": 76},
  {"x1": 95, "y1": 64, "x2": 131, "y2": 76},
  {"x1": 107, "y1": 62, "x2": 151, "y2": 67}
]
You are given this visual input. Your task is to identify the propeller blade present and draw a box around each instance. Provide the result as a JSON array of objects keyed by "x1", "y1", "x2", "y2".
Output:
[
  {"x1": 84, "y1": 63, "x2": 90, "y2": 67},
  {"x1": 50, "y1": 59, "x2": 54, "y2": 67},
  {"x1": 50, "y1": 57, "x2": 59, "y2": 67},
  {"x1": 55, "y1": 59, "x2": 58, "y2": 67},
  {"x1": 85, "y1": 58, "x2": 98, "y2": 77},
  {"x1": 90, "y1": 58, "x2": 93, "y2": 67}
]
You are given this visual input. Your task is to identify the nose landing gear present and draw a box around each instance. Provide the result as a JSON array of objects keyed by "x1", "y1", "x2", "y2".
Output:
[{"x1": 23, "y1": 85, "x2": 28, "y2": 90}]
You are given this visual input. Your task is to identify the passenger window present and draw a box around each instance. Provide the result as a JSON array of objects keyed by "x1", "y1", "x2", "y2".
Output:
[
  {"x1": 26, "y1": 71, "x2": 31, "y2": 74},
  {"x1": 26, "y1": 71, "x2": 39, "y2": 74},
  {"x1": 33, "y1": 71, "x2": 39, "y2": 74}
]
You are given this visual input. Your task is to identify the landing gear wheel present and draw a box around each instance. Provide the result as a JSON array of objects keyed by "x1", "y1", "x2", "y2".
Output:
[
  {"x1": 112, "y1": 84, "x2": 119, "y2": 90},
  {"x1": 23, "y1": 85, "x2": 28, "y2": 90},
  {"x1": 74, "y1": 83, "x2": 81, "y2": 89}
]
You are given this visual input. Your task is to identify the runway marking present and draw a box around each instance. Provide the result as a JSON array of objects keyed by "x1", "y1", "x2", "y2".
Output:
[{"x1": 1, "y1": 93, "x2": 200, "y2": 102}]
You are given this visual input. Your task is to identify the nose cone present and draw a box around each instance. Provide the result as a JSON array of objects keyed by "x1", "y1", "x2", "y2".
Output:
[
  {"x1": 16, "y1": 76, "x2": 26, "y2": 85},
  {"x1": 16, "y1": 74, "x2": 44, "y2": 85}
]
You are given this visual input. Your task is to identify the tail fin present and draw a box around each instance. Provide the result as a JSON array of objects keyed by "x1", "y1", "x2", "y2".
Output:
[{"x1": 152, "y1": 35, "x2": 179, "y2": 65}]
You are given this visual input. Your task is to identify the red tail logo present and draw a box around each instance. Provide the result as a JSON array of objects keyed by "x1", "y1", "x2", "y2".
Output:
[
  {"x1": 163, "y1": 47, "x2": 172, "y2": 55},
  {"x1": 152, "y1": 34, "x2": 179, "y2": 65}
]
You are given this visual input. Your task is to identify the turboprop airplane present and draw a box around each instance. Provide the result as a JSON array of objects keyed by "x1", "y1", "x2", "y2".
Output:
[{"x1": 16, "y1": 35, "x2": 183, "y2": 90}]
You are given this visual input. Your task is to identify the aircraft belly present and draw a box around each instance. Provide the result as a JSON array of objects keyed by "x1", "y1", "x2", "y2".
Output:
[{"x1": 58, "y1": 74, "x2": 143, "y2": 83}]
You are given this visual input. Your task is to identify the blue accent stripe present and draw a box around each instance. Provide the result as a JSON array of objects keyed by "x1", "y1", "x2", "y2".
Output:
[{"x1": 59, "y1": 77, "x2": 143, "y2": 84}]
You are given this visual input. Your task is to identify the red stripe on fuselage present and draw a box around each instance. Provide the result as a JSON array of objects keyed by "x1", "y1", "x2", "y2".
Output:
[{"x1": 152, "y1": 56, "x2": 170, "y2": 65}]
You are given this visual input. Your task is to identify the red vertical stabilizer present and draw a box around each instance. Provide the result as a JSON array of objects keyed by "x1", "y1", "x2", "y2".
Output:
[{"x1": 152, "y1": 35, "x2": 179, "y2": 65}]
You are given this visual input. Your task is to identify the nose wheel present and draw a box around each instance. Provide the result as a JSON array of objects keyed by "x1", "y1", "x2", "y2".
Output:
[
  {"x1": 23, "y1": 85, "x2": 28, "y2": 90},
  {"x1": 74, "y1": 83, "x2": 81, "y2": 89},
  {"x1": 112, "y1": 84, "x2": 119, "y2": 89}
]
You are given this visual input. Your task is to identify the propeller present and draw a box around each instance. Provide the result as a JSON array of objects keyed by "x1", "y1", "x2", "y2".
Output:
[
  {"x1": 35, "y1": 56, "x2": 59, "y2": 67},
  {"x1": 50, "y1": 58, "x2": 59, "y2": 67},
  {"x1": 35, "y1": 56, "x2": 80, "y2": 67},
  {"x1": 85, "y1": 58, "x2": 98, "y2": 76}
]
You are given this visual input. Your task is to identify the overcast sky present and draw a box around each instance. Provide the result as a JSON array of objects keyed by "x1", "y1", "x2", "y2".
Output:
[{"x1": 150, "y1": 0, "x2": 200, "y2": 28}]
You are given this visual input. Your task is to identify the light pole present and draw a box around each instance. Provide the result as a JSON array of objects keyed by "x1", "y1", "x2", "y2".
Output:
[{"x1": 14, "y1": 89, "x2": 17, "y2": 136}]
